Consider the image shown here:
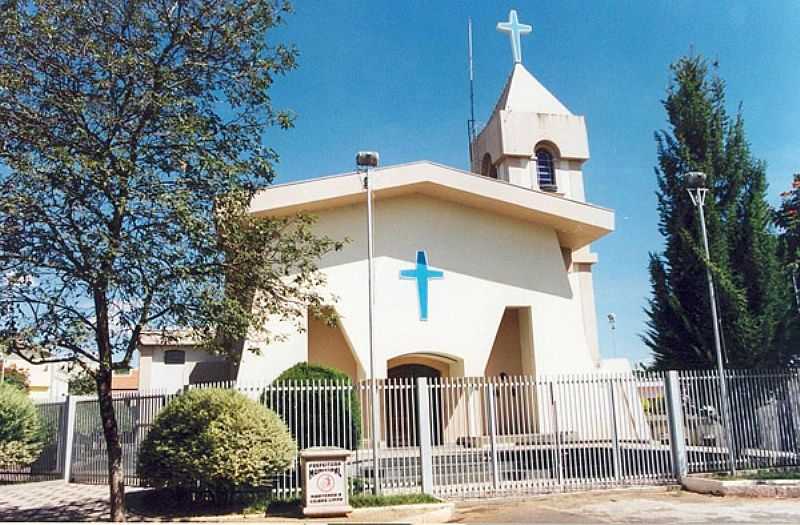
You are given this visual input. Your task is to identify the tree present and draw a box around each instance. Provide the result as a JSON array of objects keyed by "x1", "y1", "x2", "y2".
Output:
[
  {"x1": 644, "y1": 55, "x2": 790, "y2": 370},
  {"x1": 69, "y1": 369, "x2": 96, "y2": 396},
  {"x1": 2, "y1": 364, "x2": 30, "y2": 391},
  {"x1": 775, "y1": 175, "x2": 800, "y2": 270},
  {"x1": 0, "y1": 1, "x2": 340, "y2": 519},
  {"x1": 773, "y1": 173, "x2": 800, "y2": 364}
]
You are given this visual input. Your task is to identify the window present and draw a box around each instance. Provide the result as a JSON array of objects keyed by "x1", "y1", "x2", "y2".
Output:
[
  {"x1": 164, "y1": 350, "x2": 186, "y2": 365},
  {"x1": 536, "y1": 148, "x2": 556, "y2": 190},
  {"x1": 480, "y1": 153, "x2": 498, "y2": 179}
]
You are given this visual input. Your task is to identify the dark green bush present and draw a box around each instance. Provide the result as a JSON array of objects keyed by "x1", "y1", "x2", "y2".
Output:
[
  {"x1": 138, "y1": 388, "x2": 295, "y2": 502},
  {"x1": 263, "y1": 362, "x2": 361, "y2": 450},
  {"x1": 0, "y1": 382, "x2": 45, "y2": 468}
]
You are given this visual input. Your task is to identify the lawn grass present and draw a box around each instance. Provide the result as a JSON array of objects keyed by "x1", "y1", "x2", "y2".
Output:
[
  {"x1": 253, "y1": 493, "x2": 440, "y2": 514},
  {"x1": 350, "y1": 493, "x2": 439, "y2": 508}
]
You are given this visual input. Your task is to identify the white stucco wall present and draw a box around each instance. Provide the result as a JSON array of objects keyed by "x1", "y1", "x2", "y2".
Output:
[
  {"x1": 238, "y1": 193, "x2": 601, "y2": 383},
  {"x1": 139, "y1": 346, "x2": 230, "y2": 393}
]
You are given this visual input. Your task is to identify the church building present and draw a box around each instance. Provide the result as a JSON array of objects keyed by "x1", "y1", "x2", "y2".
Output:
[{"x1": 139, "y1": 11, "x2": 620, "y2": 391}]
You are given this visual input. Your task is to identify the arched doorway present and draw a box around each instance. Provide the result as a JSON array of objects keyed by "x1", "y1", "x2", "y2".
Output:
[
  {"x1": 388, "y1": 363, "x2": 441, "y2": 381},
  {"x1": 386, "y1": 363, "x2": 443, "y2": 446}
]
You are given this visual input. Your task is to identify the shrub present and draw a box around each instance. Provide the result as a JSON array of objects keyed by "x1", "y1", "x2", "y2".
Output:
[
  {"x1": 138, "y1": 388, "x2": 295, "y2": 502},
  {"x1": 0, "y1": 382, "x2": 45, "y2": 468},
  {"x1": 263, "y1": 362, "x2": 361, "y2": 449},
  {"x1": 2, "y1": 364, "x2": 30, "y2": 391}
]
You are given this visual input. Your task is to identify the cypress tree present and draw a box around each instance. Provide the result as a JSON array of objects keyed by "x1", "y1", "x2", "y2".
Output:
[
  {"x1": 644, "y1": 55, "x2": 787, "y2": 369},
  {"x1": 773, "y1": 174, "x2": 800, "y2": 365}
]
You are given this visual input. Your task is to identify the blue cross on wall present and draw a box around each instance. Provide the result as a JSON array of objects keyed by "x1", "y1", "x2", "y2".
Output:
[{"x1": 400, "y1": 250, "x2": 444, "y2": 321}]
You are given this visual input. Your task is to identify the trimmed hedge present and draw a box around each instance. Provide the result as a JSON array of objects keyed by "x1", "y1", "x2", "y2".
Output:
[
  {"x1": 263, "y1": 362, "x2": 361, "y2": 449},
  {"x1": 138, "y1": 388, "x2": 295, "y2": 501},
  {"x1": 0, "y1": 382, "x2": 44, "y2": 468}
]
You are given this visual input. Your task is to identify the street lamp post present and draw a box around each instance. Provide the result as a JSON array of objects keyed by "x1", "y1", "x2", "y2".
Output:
[
  {"x1": 686, "y1": 171, "x2": 736, "y2": 475},
  {"x1": 607, "y1": 313, "x2": 617, "y2": 358},
  {"x1": 356, "y1": 151, "x2": 381, "y2": 494}
]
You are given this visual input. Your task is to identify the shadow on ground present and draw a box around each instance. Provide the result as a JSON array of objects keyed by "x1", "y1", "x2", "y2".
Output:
[
  {"x1": 0, "y1": 496, "x2": 109, "y2": 522},
  {"x1": 126, "y1": 489, "x2": 299, "y2": 521}
]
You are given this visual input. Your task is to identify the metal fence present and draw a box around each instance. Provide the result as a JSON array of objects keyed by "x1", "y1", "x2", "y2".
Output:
[
  {"x1": 0, "y1": 401, "x2": 66, "y2": 483},
  {"x1": 64, "y1": 372, "x2": 676, "y2": 498},
  {"x1": 70, "y1": 392, "x2": 175, "y2": 485},
  {"x1": 427, "y1": 373, "x2": 674, "y2": 498},
  {"x1": 678, "y1": 370, "x2": 800, "y2": 473},
  {"x1": 5, "y1": 369, "x2": 800, "y2": 498}
]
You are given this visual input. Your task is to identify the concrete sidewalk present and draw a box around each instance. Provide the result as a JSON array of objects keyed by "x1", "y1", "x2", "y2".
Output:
[
  {"x1": 452, "y1": 487, "x2": 800, "y2": 523},
  {"x1": 0, "y1": 480, "x2": 121, "y2": 521}
]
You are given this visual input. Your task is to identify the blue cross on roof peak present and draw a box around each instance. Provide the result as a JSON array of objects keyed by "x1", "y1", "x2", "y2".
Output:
[{"x1": 497, "y1": 9, "x2": 532, "y2": 64}]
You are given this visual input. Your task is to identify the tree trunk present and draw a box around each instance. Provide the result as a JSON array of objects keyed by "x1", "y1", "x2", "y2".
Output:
[{"x1": 97, "y1": 367, "x2": 126, "y2": 521}]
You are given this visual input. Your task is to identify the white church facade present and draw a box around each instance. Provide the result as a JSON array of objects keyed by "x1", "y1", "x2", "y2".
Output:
[{"x1": 139, "y1": 11, "x2": 624, "y2": 391}]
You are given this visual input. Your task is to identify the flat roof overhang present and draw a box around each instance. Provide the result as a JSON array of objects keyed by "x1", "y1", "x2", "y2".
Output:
[{"x1": 249, "y1": 161, "x2": 614, "y2": 249}]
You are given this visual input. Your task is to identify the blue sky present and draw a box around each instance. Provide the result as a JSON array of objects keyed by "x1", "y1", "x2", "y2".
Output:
[{"x1": 264, "y1": 1, "x2": 800, "y2": 366}]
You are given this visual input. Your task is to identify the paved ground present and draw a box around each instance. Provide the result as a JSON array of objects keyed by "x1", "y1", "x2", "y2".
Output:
[
  {"x1": 452, "y1": 487, "x2": 800, "y2": 523},
  {"x1": 0, "y1": 480, "x2": 115, "y2": 521},
  {"x1": 0, "y1": 480, "x2": 149, "y2": 522},
  {"x1": 3, "y1": 482, "x2": 800, "y2": 523}
]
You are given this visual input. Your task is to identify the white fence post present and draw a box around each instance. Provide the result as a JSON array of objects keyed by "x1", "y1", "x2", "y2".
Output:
[
  {"x1": 61, "y1": 395, "x2": 78, "y2": 482},
  {"x1": 416, "y1": 377, "x2": 434, "y2": 494},
  {"x1": 608, "y1": 378, "x2": 622, "y2": 483},
  {"x1": 549, "y1": 381, "x2": 564, "y2": 487},
  {"x1": 487, "y1": 382, "x2": 500, "y2": 491},
  {"x1": 665, "y1": 370, "x2": 688, "y2": 480}
]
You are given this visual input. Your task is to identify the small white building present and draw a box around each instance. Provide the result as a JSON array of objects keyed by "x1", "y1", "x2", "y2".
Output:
[
  {"x1": 1, "y1": 353, "x2": 69, "y2": 401},
  {"x1": 139, "y1": 13, "x2": 623, "y2": 392}
]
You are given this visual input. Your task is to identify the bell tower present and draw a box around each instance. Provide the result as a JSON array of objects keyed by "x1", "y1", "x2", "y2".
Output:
[
  {"x1": 469, "y1": 10, "x2": 602, "y2": 364},
  {"x1": 470, "y1": 10, "x2": 591, "y2": 203}
]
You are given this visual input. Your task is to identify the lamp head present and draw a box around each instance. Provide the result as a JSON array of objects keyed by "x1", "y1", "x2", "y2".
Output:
[
  {"x1": 686, "y1": 171, "x2": 708, "y2": 189},
  {"x1": 356, "y1": 151, "x2": 380, "y2": 169}
]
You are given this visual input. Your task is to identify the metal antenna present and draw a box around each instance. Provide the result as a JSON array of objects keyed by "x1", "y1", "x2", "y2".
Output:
[{"x1": 467, "y1": 17, "x2": 476, "y2": 164}]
